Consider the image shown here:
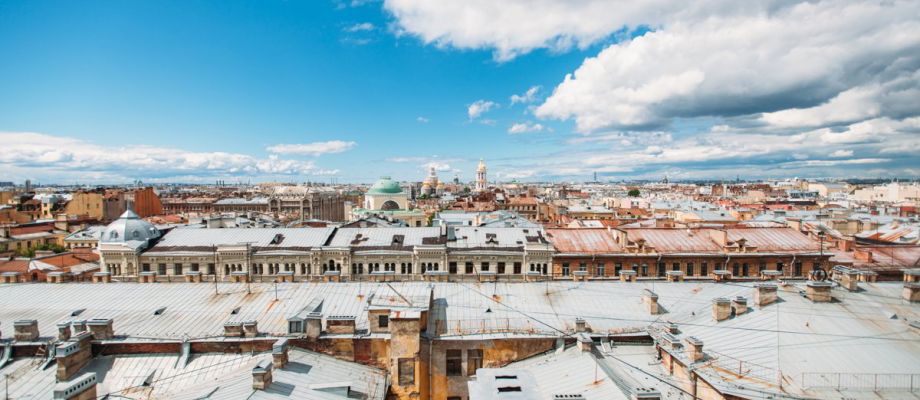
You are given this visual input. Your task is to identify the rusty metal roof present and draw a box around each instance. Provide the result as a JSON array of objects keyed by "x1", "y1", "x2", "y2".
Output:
[{"x1": 545, "y1": 228, "x2": 620, "y2": 254}]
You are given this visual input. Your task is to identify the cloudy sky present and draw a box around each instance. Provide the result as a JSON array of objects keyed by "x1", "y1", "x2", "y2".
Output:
[{"x1": 1, "y1": 0, "x2": 918, "y2": 184}]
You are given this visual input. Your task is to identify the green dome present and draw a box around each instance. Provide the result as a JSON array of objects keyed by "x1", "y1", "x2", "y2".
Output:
[{"x1": 367, "y1": 176, "x2": 403, "y2": 194}]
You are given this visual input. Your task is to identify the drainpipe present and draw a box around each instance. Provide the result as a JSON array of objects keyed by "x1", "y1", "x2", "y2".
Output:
[{"x1": 790, "y1": 254, "x2": 797, "y2": 278}]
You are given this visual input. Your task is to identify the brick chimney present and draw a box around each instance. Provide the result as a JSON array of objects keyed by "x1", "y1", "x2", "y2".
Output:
[
  {"x1": 684, "y1": 336, "x2": 704, "y2": 362},
  {"x1": 73, "y1": 320, "x2": 87, "y2": 333},
  {"x1": 57, "y1": 322, "x2": 72, "y2": 341},
  {"x1": 184, "y1": 271, "x2": 202, "y2": 283},
  {"x1": 86, "y1": 318, "x2": 114, "y2": 340},
  {"x1": 52, "y1": 372, "x2": 97, "y2": 400},
  {"x1": 272, "y1": 338, "x2": 289, "y2": 369},
  {"x1": 712, "y1": 298, "x2": 731, "y2": 321},
  {"x1": 753, "y1": 283, "x2": 778, "y2": 306},
  {"x1": 665, "y1": 270, "x2": 685, "y2": 282},
  {"x1": 242, "y1": 321, "x2": 259, "y2": 338},
  {"x1": 14, "y1": 319, "x2": 39, "y2": 341},
  {"x1": 252, "y1": 360, "x2": 273, "y2": 390},
  {"x1": 837, "y1": 269, "x2": 860, "y2": 292},
  {"x1": 574, "y1": 318, "x2": 587, "y2": 333},
  {"x1": 904, "y1": 283, "x2": 920, "y2": 303},
  {"x1": 306, "y1": 312, "x2": 323, "y2": 340},
  {"x1": 619, "y1": 269, "x2": 637, "y2": 282},
  {"x1": 805, "y1": 281, "x2": 832, "y2": 302},
  {"x1": 326, "y1": 315, "x2": 356, "y2": 334},
  {"x1": 731, "y1": 296, "x2": 748, "y2": 315},
  {"x1": 224, "y1": 321, "x2": 243, "y2": 337},
  {"x1": 56, "y1": 331, "x2": 93, "y2": 381},
  {"x1": 139, "y1": 271, "x2": 158, "y2": 283},
  {"x1": 576, "y1": 332, "x2": 593, "y2": 352},
  {"x1": 643, "y1": 290, "x2": 659, "y2": 315}
]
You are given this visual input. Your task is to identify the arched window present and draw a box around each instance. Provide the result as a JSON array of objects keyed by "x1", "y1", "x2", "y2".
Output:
[{"x1": 381, "y1": 200, "x2": 400, "y2": 211}]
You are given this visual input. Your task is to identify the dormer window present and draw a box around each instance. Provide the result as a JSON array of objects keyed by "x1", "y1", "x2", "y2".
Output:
[
  {"x1": 110, "y1": 231, "x2": 118, "y2": 239},
  {"x1": 133, "y1": 231, "x2": 140, "y2": 239}
]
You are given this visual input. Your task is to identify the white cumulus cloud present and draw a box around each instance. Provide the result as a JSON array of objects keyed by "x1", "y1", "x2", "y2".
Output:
[
  {"x1": 267, "y1": 140, "x2": 357, "y2": 156},
  {"x1": 508, "y1": 122, "x2": 547, "y2": 134},
  {"x1": 467, "y1": 100, "x2": 497, "y2": 120}
]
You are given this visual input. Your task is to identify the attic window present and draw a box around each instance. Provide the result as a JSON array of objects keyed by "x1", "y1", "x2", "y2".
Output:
[
  {"x1": 154, "y1": 307, "x2": 167, "y2": 316},
  {"x1": 495, "y1": 375, "x2": 517, "y2": 380},
  {"x1": 497, "y1": 386, "x2": 522, "y2": 393},
  {"x1": 71, "y1": 308, "x2": 85, "y2": 317},
  {"x1": 231, "y1": 307, "x2": 241, "y2": 315},
  {"x1": 270, "y1": 233, "x2": 285, "y2": 245},
  {"x1": 110, "y1": 232, "x2": 118, "y2": 239},
  {"x1": 392, "y1": 235, "x2": 404, "y2": 246}
]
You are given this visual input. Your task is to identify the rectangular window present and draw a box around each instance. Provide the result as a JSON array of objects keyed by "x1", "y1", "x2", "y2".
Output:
[
  {"x1": 672, "y1": 262, "x2": 680, "y2": 271},
  {"x1": 465, "y1": 262, "x2": 474, "y2": 274},
  {"x1": 378, "y1": 315, "x2": 389, "y2": 328},
  {"x1": 446, "y1": 349, "x2": 463, "y2": 376},
  {"x1": 732, "y1": 263, "x2": 740, "y2": 276},
  {"x1": 794, "y1": 261, "x2": 803, "y2": 276},
  {"x1": 207, "y1": 263, "x2": 215, "y2": 275},
  {"x1": 481, "y1": 262, "x2": 489, "y2": 272},
  {"x1": 142, "y1": 263, "x2": 150, "y2": 272},
  {"x1": 641, "y1": 263, "x2": 648, "y2": 276},
  {"x1": 776, "y1": 262, "x2": 784, "y2": 272},
  {"x1": 191, "y1": 263, "x2": 199, "y2": 272},
  {"x1": 578, "y1": 262, "x2": 587, "y2": 272},
  {"x1": 561, "y1": 263, "x2": 570, "y2": 276},
  {"x1": 513, "y1": 262, "x2": 522, "y2": 274},
  {"x1": 686, "y1": 262, "x2": 694, "y2": 276},
  {"x1": 449, "y1": 262, "x2": 458, "y2": 274},
  {"x1": 173, "y1": 263, "x2": 182, "y2": 275},
  {"x1": 614, "y1": 263, "x2": 622, "y2": 276},
  {"x1": 759, "y1": 262, "x2": 767, "y2": 273},
  {"x1": 742, "y1": 263, "x2": 750, "y2": 276},
  {"x1": 497, "y1": 262, "x2": 506, "y2": 274},
  {"x1": 157, "y1": 264, "x2": 166, "y2": 275},
  {"x1": 467, "y1": 349, "x2": 483, "y2": 376},
  {"x1": 398, "y1": 358, "x2": 415, "y2": 386},
  {"x1": 596, "y1": 263, "x2": 605, "y2": 277},
  {"x1": 288, "y1": 320, "x2": 303, "y2": 333},
  {"x1": 701, "y1": 262, "x2": 708, "y2": 276}
]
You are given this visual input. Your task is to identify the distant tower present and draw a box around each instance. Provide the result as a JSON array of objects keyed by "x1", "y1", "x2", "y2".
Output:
[
  {"x1": 24, "y1": 179, "x2": 32, "y2": 192},
  {"x1": 476, "y1": 159, "x2": 487, "y2": 192}
]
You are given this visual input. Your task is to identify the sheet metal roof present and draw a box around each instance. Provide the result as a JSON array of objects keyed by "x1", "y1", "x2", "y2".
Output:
[
  {"x1": 327, "y1": 227, "x2": 442, "y2": 248},
  {"x1": 725, "y1": 227, "x2": 820, "y2": 252},
  {"x1": 2, "y1": 348, "x2": 386, "y2": 400},
  {"x1": 148, "y1": 227, "x2": 336, "y2": 251},
  {"x1": 545, "y1": 228, "x2": 621, "y2": 254}
]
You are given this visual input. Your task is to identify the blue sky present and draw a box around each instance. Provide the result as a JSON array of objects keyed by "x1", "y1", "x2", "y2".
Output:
[{"x1": 1, "y1": 0, "x2": 918, "y2": 184}]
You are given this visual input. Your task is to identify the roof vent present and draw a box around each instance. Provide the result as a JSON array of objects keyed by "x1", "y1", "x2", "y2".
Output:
[
  {"x1": 153, "y1": 307, "x2": 167, "y2": 316},
  {"x1": 553, "y1": 395, "x2": 586, "y2": 400},
  {"x1": 497, "y1": 386, "x2": 522, "y2": 393},
  {"x1": 270, "y1": 233, "x2": 285, "y2": 245}
]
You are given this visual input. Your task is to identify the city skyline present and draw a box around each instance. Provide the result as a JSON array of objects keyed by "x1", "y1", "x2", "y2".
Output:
[{"x1": 2, "y1": 0, "x2": 919, "y2": 184}]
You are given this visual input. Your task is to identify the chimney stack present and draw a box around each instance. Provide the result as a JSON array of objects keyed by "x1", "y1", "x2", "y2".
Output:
[
  {"x1": 619, "y1": 270, "x2": 637, "y2": 283},
  {"x1": 14, "y1": 319, "x2": 39, "y2": 341},
  {"x1": 731, "y1": 296, "x2": 748, "y2": 315},
  {"x1": 576, "y1": 332, "x2": 593, "y2": 352},
  {"x1": 805, "y1": 281, "x2": 832, "y2": 302},
  {"x1": 904, "y1": 283, "x2": 920, "y2": 303},
  {"x1": 242, "y1": 321, "x2": 259, "y2": 338},
  {"x1": 52, "y1": 372, "x2": 97, "y2": 400},
  {"x1": 56, "y1": 331, "x2": 94, "y2": 381},
  {"x1": 643, "y1": 289, "x2": 660, "y2": 315},
  {"x1": 306, "y1": 312, "x2": 323, "y2": 340},
  {"x1": 57, "y1": 322, "x2": 72, "y2": 341},
  {"x1": 325, "y1": 315, "x2": 356, "y2": 334},
  {"x1": 574, "y1": 318, "x2": 587, "y2": 333},
  {"x1": 224, "y1": 322, "x2": 243, "y2": 337},
  {"x1": 252, "y1": 360, "x2": 273, "y2": 390},
  {"x1": 684, "y1": 336, "x2": 704, "y2": 362},
  {"x1": 753, "y1": 283, "x2": 778, "y2": 306},
  {"x1": 1, "y1": 271, "x2": 20, "y2": 284},
  {"x1": 92, "y1": 272, "x2": 111, "y2": 283},
  {"x1": 86, "y1": 318, "x2": 114, "y2": 340},
  {"x1": 73, "y1": 320, "x2": 87, "y2": 333},
  {"x1": 712, "y1": 298, "x2": 731, "y2": 321},
  {"x1": 272, "y1": 338, "x2": 289, "y2": 369}
]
